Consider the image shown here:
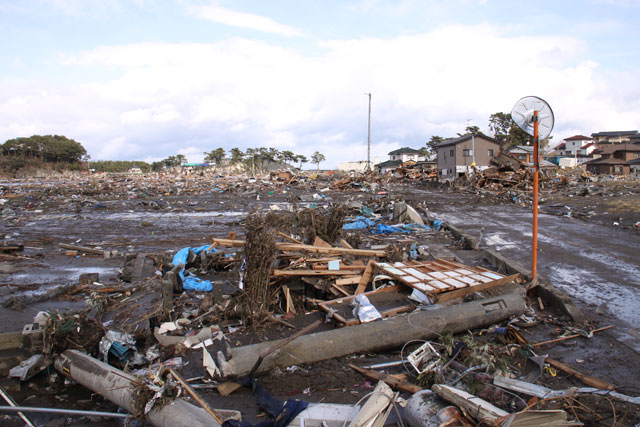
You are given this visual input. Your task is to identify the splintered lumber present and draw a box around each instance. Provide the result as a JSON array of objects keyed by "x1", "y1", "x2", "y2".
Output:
[
  {"x1": 331, "y1": 283, "x2": 351, "y2": 296},
  {"x1": 432, "y1": 384, "x2": 508, "y2": 423},
  {"x1": 313, "y1": 236, "x2": 332, "y2": 248},
  {"x1": 339, "y1": 239, "x2": 353, "y2": 249},
  {"x1": 546, "y1": 357, "x2": 615, "y2": 390},
  {"x1": 335, "y1": 276, "x2": 362, "y2": 286},
  {"x1": 282, "y1": 285, "x2": 296, "y2": 314},
  {"x1": 273, "y1": 269, "x2": 361, "y2": 277},
  {"x1": 58, "y1": 243, "x2": 105, "y2": 255},
  {"x1": 349, "y1": 364, "x2": 422, "y2": 394},
  {"x1": 347, "y1": 381, "x2": 394, "y2": 427},
  {"x1": 533, "y1": 325, "x2": 613, "y2": 347},
  {"x1": 210, "y1": 238, "x2": 386, "y2": 257},
  {"x1": 434, "y1": 273, "x2": 519, "y2": 303},
  {"x1": 168, "y1": 368, "x2": 224, "y2": 424},
  {"x1": 355, "y1": 260, "x2": 376, "y2": 295},
  {"x1": 277, "y1": 232, "x2": 302, "y2": 244}
]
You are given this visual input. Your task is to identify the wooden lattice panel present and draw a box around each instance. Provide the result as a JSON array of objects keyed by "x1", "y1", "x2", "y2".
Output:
[{"x1": 374, "y1": 259, "x2": 518, "y2": 303}]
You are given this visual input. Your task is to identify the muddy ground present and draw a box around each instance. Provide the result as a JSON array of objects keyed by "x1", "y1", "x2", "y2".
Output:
[{"x1": 0, "y1": 172, "x2": 639, "y2": 426}]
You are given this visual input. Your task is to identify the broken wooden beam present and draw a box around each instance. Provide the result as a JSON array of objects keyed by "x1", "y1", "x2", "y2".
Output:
[
  {"x1": 432, "y1": 384, "x2": 508, "y2": 423},
  {"x1": 58, "y1": 243, "x2": 105, "y2": 255},
  {"x1": 273, "y1": 269, "x2": 362, "y2": 277},
  {"x1": 355, "y1": 260, "x2": 376, "y2": 295},
  {"x1": 434, "y1": 273, "x2": 519, "y2": 303},
  {"x1": 349, "y1": 364, "x2": 422, "y2": 394},
  {"x1": 546, "y1": 357, "x2": 615, "y2": 390},
  {"x1": 211, "y1": 238, "x2": 386, "y2": 257}
]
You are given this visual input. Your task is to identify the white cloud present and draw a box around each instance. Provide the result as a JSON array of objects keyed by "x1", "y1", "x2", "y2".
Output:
[
  {"x1": 2, "y1": 23, "x2": 639, "y2": 166},
  {"x1": 188, "y1": 3, "x2": 301, "y2": 37}
]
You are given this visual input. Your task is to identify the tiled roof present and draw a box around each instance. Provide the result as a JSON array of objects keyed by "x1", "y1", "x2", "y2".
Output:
[
  {"x1": 436, "y1": 133, "x2": 500, "y2": 148},
  {"x1": 564, "y1": 135, "x2": 592, "y2": 141},
  {"x1": 388, "y1": 147, "x2": 421, "y2": 155},
  {"x1": 591, "y1": 130, "x2": 639, "y2": 137}
]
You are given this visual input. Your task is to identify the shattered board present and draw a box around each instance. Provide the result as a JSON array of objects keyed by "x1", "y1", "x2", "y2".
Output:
[
  {"x1": 318, "y1": 285, "x2": 414, "y2": 326},
  {"x1": 375, "y1": 259, "x2": 519, "y2": 303}
]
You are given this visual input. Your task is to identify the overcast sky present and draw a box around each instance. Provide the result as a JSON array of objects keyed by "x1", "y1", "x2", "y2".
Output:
[{"x1": 2, "y1": 0, "x2": 639, "y2": 167}]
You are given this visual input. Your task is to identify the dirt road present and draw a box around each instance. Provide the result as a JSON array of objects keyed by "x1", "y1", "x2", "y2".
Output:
[{"x1": 409, "y1": 188, "x2": 640, "y2": 353}]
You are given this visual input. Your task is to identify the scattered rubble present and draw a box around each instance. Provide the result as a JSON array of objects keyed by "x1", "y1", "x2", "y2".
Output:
[{"x1": 0, "y1": 170, "x2": 638, "y2": 426}]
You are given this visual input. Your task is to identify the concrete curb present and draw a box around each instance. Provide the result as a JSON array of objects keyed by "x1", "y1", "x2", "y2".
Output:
[{"x1": 442, "y1": 221, "x2": 588, "y2": 324}]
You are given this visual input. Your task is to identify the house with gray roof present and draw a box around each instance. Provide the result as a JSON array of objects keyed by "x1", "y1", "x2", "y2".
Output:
[{"x1": 436, "y1": 134, "x2": 501, "y2": 181}]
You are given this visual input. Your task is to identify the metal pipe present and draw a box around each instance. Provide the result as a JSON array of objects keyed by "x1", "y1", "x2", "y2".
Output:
[
  {"x1": 0, "y1": 386, "x2": 35, "y2": 427},
  {"x1": 0, "y1": 405, "x2": 129, "y2": 419},
  {"x1": 362, "y1": 360, "x2": 408, "y2": 370}
]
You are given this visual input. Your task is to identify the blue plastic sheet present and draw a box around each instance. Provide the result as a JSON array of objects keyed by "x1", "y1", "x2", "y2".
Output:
[
  {"x1": 172, "y1": 245, "x2": 216, "y2": 292},
  {"x1": 432, "y1": 219, "x2": 444, "y2": 231},
  {"x1": 342, "y1": 216, "x2": 377, "y2": 230},
  {"x1": 370, "y1": 224, "x2": 408, "y2": 234}
]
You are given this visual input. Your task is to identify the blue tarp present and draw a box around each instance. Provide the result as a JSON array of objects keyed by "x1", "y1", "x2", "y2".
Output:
[
  {"x1": 172, "y1": 245, "x2": 216, "y2": 292},
  {"x1": 342, "y1": 216, "x2": 377, "y2": 230},
  {"x1": 343, "y1": 217, "x2": 432, "y2": 234}
]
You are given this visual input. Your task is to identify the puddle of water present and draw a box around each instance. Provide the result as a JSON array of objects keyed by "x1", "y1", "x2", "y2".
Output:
[
  {"x1": 483, "y1": 232, "x2": 518, "y2": 250},
  {"x1": 548, "y1": 264, "x2": 640, "y2": 327}
]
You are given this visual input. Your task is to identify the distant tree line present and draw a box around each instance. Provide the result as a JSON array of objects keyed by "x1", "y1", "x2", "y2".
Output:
[
  {"x1": 150, "y1": 147, "x2": 325, "y2": 172},
  {"x1": 90, "y1": 160, "x2": 151, "y2": 173},
  {"x1": 1, "y1": 135, "x2": 88, "y2": 163}
]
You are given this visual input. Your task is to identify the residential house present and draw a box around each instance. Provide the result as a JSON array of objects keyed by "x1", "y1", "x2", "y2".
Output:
[
  {"x1": 548, "y1": 135, "x2": 600, "y2": 167},
  {"x1": 436, "y1": 134, "x2": 501, "y2": 180},
  {"x1": 507, "y1": 145, "x2": 543, "y2": 164},
  {"x1": 630, "y1": 158, "x2": 640, "y2": 178},
  {"x1": 508, "y1": 145, "x2": 556, "y2": 169},
  {"x1": 376, "y1": 159, "x2": 402, "y2": 174},
  {"x1": 387, "y1": 147, "x2": 424, "y2": 163},
  {"x1": 560, "y1": 135, "x2": 594, "y2": 155},
  {"x1": 584, "y1": 144, "x2": 640, "y2": 175},
  {"x1": 590, "y1": 130, "x2": 639, "y2": 145},
  {"x1": 338, "y1": 160, "x2": 379, "y2": 173}
]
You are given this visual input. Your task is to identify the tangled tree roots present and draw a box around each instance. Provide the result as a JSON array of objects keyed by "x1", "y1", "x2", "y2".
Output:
[
  {"x1": 292, "y1": 204, "x2": 348, "y2": 244},
  {"x1": 239, "y1": 211, "x2": 277, "y2": 326}
]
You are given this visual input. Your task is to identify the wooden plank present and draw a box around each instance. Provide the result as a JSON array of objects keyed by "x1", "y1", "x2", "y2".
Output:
[
  {"x1": 355, "y1": 260, "x2": 375, "y2": 295},
  {"x1": 434, "y1": 273, "x2": 519, "y2": 303},
  {"x1": 442, "y1": 277, "x2": 467, "y2": 288},
  {"x1": 546, "y1": 357, "x2": 615, "y2": 390},
  {"x1": 335, "y1": 276, "x2": 362, "y2": 286},
  {"x1": 58, "y1": 243, "x2": 105, "y2": 255},
  {"x1": 277, "y1": 232, "x2": 302, "y2": 244},
  {"x1": 311, "y1": 264, "x2": 367, "y2": 271},
  {"x1": 313, "y1": 236, "x2": 332, "y2": 248},
  {"x1": 338, "y1": 239, "x2": 353, "y2": 249},
  {"x1": 321, "y1": 285, "x2": 402, "y2": 308},
  {"x1": 273, "y1": 269, "x2": 361, "y2": 277},
  {"x1": 331, "y1": 283, "x2": 351, "y2": 297},
  {"x1": 432, "y1": 384, "x2": 508, "y2": 422},
  {"x1": 533, "y1": 325, "x2": 613, "y2": 347},
  {"x1": 349, "y1": 364, "x2": 423, "y2": 394},
  {"x1": 282, "y1": 285, "x2": 296, "y2": 314},
  {"x1": 211, "y1": 238, "x2": 387, "y2": 257}
]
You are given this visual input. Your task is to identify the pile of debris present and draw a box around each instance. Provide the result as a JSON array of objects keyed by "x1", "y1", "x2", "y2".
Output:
[{"x1": 1, "y1": 201, "x2": 637, "y2": 426}]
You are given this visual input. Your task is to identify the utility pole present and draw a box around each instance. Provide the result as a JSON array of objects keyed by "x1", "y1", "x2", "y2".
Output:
[
  {"x1": 467, "y1": 119, "x2": 476, "y2": 169},
  {"x1": 366, "y1": 92, "x2": 371, "y2": 171}
]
